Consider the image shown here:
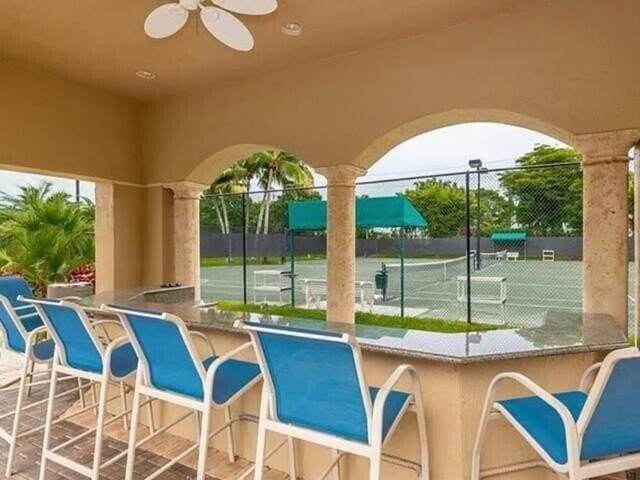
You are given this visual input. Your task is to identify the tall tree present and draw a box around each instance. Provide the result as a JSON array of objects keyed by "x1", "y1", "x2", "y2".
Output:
[
  {"x1": 499, "y1": 145, "x2": 583, "y2": 235},
  {"x1": 251, "y1": 151, "x2": 314, "y2": 234},
  {"x1": 206, "y1": 164, "x2": 246, "y2": 234},
  {"x1": 471, "y1": 188, "x2": 513, "y2": 236},
  {"x1": 404, "y1": 179, "x2": 468, "y2": 237},
  {"x1": 204, "y1": 150, "x2": 315, "y2": 241},
  {"x1": 0, "y1": 182, "x2": 94, "y2": 292}
]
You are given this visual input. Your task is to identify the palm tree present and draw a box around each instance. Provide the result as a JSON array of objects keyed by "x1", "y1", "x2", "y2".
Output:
[
  {"x1": 208, "y1": 164, "x2": 247, "y2": 234},
  {"x1": 0, "y1": 182, "x2": 94, "y2": 293},
  {"x1": 209, "y1": 150, "x2": 314, "y2": 235},
  {"x1": 252, "y1": 151, "x2": 313, "y2": 234}
]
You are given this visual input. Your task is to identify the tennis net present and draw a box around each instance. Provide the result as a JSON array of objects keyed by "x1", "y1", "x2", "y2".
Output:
[
  {"x1": 382, "y1": 254, "x2": 474, "y2": 297},
  {"x1": 479, "y1": 250, "x2": 508, "y2": 269}
]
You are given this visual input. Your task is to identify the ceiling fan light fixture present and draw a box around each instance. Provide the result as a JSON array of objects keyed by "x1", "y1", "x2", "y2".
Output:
[
  {"x1": 135, "y1": 69, "x2": 157, "y2": 80},
  {"x1": 280, "y1": 22, "x2": 302, "y2": 37},
  {"x1": 144, "y1": 0, "x2": 277, "y2": 51}
]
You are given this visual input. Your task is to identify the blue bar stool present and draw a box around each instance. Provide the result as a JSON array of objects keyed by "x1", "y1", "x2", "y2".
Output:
[
  {"x1": 0, "y1": 276, "x2": 95, "y2": 409},
  {"x1": 0, "y1": 281, "x2": 81, "y2": 477},
  {"x1": 104, "y1": 305, "x2": 262, "y2": 480},
  {"x1": 242, "y1": 321, "x2": 430, "y2": 480},
  {"x1": 472, "y1": 347, "x2": 640, "y2": 479},
  {"x1": 0, "y1": 276, "x2": 49, "y2": 332},
  {"x1": 24, "y1": 297, "x2": 149, "y2": 480}
]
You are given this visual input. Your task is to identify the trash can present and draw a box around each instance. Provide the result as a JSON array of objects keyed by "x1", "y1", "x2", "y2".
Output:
[{"x1": 375, "y1": 271, "x2": 388, "y2": 300}]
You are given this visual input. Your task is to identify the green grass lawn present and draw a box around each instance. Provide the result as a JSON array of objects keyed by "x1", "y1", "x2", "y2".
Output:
[{"x1": 216, "y1": 301, "x2": 502, "y2": 334}]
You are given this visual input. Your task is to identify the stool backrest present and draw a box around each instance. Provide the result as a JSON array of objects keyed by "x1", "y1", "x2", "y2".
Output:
[
  {"x1": 579, "y1": 347, "x2": 640, "y2": 460},
  {"x1": 0, "y1": 276, "x2": 35, "y2": 308},
  {"x1": 243, "y1": 322, "x2": 373, "y2": 444},
  {"x1": 0, "y1": 295, "x2": 28, "y2": 353},
  {"x1": 26, "y1": 298, "x2": 104, "y2": 373},
  {"x1": 106, "y1": 306, "x2": 206, "y2": 399},
  {"x1": 0, "y1": 275, "x2": 37, "y2": 317}
]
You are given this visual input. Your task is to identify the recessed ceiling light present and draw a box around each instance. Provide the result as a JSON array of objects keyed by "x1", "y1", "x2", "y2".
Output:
[
  {"x1": 280, "y1": 22, "x2": 302, "y2": 37},
  {"x1": 136, "y1": 69, "x2": 156, "y2": 80}
]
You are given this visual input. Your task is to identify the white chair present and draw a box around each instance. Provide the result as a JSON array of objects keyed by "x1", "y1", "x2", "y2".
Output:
[
  {"x1": 104, "y1": 304, "x2": 262, "y2": 480},
  {"x1": 472, "y1": 347, "x2": 640, "y2": 480},
  {"x1": 24, "y1": 297, "x2": 152, "y2": 480},
  {"x1": 242, "y1": 320, "x2": 430, "y2": 480}
]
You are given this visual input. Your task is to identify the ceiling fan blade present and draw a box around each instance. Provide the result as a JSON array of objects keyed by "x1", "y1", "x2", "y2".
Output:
[
  {"x1": 200, "y1": 7, "x2": 255, "y2": 52},
  {"x1": 144, "y1": 3, "x2": 189, "y2": 39},
  {"x1": 211, "y1": 0, "x2": 278, "y2": 15}
]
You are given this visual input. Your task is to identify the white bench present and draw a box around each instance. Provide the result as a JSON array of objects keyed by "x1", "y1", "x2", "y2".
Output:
[
  {"x1": 302, "y1": 278, "x2": 375, "y2": 311},
  {"x1": 253, "y1": 270, "x2": 292, "y2": 304},
  {"x1": 506, "y1": 252, "x2": 520, "y2": 262},
  {"x1": 457, "y1": 276, "x2": 507, "y2": 323}
]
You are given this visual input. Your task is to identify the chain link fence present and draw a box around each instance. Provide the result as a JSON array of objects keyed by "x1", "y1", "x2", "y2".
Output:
[{"x1": 199, "y1": 161, "x2": 635, "y2": 329}]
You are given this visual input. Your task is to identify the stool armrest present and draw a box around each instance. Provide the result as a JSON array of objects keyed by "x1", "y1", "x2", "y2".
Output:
[
  {"x1": 189, "y1": 331, "x2": 216, "y2": 358},
  {"x1": 579, "y1": 362, "x2": 603, "y2": 392},
  {"x1": 204, "y1": 342, "x2": 258, "y2": 403},
  {"x1": 487, "y1": 372, "x2": 579, "y2": 468},
  {"x1": 371, "y1": 364, "x2": 423, "y2": 445}
]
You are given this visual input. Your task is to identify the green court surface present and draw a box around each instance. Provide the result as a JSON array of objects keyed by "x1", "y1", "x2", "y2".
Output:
[{"x1": 201, "y1": 257, "x2": 636, "y2": 328}]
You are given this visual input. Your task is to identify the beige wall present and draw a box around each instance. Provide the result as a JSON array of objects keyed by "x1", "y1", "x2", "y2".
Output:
[
  {"x1": 0, "y1": 59, "x2": 143, "y2": 184},
  {"x1": 142, "y1": 186, "x2": 175, "y2": 286},
  {"x1": 95, "y1": 183, "x2": 146, "y2": 292},
  {"x1": 142, "y1": 0, "x2": 640, "y2": 184}
]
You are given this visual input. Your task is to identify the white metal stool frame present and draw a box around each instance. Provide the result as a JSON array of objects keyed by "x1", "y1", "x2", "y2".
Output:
[
  {"x1": 243, "y1": 321, "x2": 430, "y2": 480},
  {"x1": 0, "y1": 294, "x2": 88, "y2": 477},
  {"x1": 25, "y1": 297, "x2": 155, "y2": 480},
  {"x1": 104, "y1": 305, "x2": 264, "y2": 480},
  {"x1": 472, "y1": 347, "x2": 640, "y2": 480}
]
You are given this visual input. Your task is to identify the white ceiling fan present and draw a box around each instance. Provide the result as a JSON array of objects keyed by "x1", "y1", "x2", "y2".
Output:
[{"x1": 144, "y1": 0, "x2": 278, "y2": 52}]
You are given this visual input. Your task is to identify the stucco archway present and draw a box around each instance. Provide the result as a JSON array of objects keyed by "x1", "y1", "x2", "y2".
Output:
[
  {"x1": 186, "y1": 143, "x2": 292, "y2": 185},
  {"x1": 354, "y1": 108, "x2": 578, "y2": 170}
]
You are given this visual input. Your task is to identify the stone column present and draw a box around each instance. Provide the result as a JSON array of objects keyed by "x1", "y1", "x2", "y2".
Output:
[
  {"x1": 578, "y1": 130, "x2": 640, "y2": 332},
  {"x1": 317, "y1": 165, "x2": 366, "y2": 323},
  {"x1": 165, "y1": 181, "x2": 208, "y2": 299}
]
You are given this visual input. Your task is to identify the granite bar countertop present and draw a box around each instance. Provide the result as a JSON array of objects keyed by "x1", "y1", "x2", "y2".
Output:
[{"x1": 82, "y1": 287, "x2": 629, "y2": 364}]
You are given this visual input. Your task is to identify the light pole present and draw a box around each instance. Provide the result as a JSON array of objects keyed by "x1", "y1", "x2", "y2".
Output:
[{"x1": 468, "y1": 159, "x2": 485, "y2": 270}]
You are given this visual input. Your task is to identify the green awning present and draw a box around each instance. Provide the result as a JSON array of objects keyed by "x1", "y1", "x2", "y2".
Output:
[
  {"x1": 288, "y1": 196, "x2": 427, "y2": 231},
  {"x1": 491, "y1": 231, "x2": 527, "y2": 243},
  {"x1": 288, "y1": 201, "x2": 327, "y2": 231}
]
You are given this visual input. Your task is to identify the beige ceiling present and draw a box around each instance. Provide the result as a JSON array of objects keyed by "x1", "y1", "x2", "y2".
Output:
[{"x1": 0, "y1": 0, "x2": 543, "y2": 100}]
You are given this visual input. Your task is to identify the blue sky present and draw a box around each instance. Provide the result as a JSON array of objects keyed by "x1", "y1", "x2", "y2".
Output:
[{"x1": 0, "y1": 123, "x2": 567, "y2": 199}]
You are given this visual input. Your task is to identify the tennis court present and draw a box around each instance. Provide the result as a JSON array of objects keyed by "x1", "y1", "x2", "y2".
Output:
[{"x1": 201, "y1": 255, "x2": 636, "y2": 327}]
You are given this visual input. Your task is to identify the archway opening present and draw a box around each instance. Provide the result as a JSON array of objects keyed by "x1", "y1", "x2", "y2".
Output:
[
  {"x1": 193, "y1": 122, "x2": 633, "y2": 332},
  {"x1": 198, "y1": 148, "x2": 326, "y2": 307},
  {"x1": 0, "y1": 167, "x2": 96, "y2": 294},
  {"x1": 353, "y1": 121, "x2": 590, "y2": 329}
]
